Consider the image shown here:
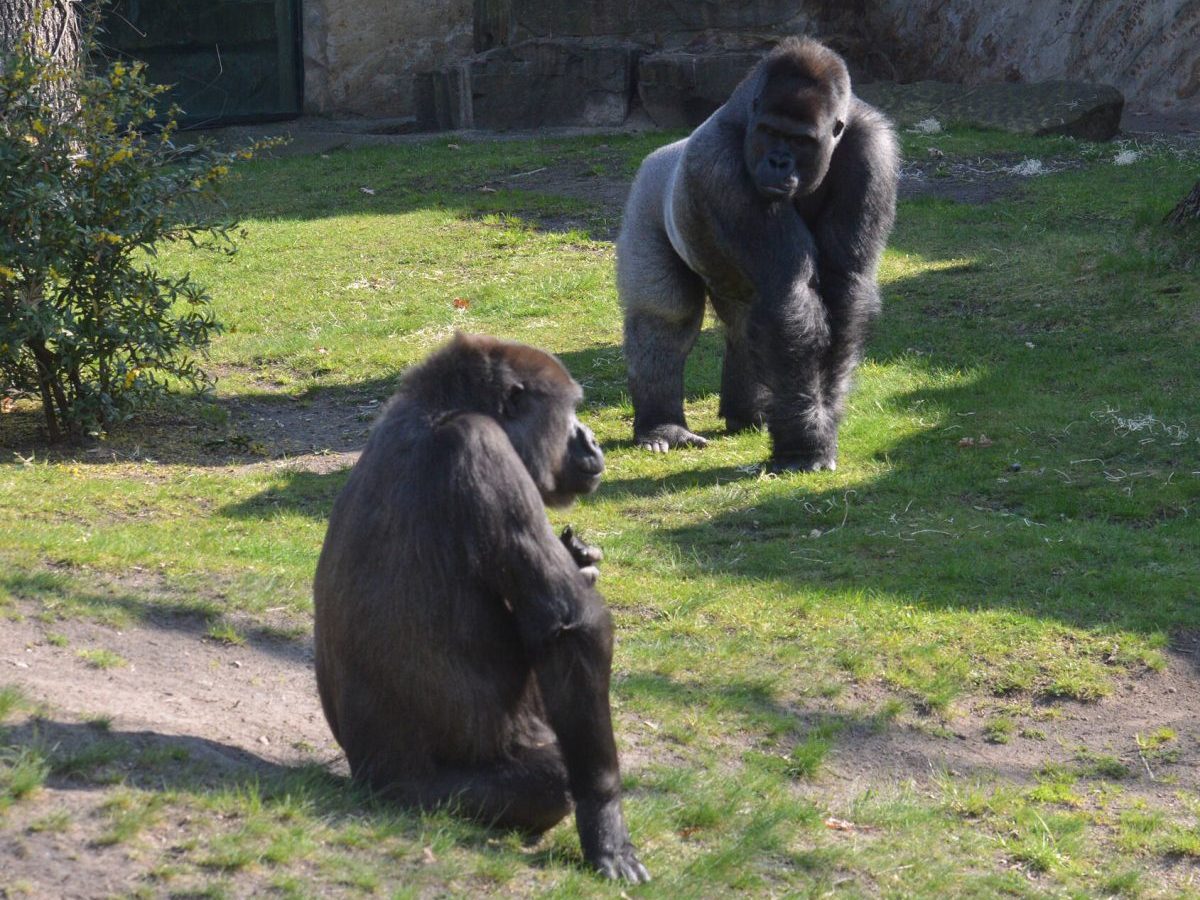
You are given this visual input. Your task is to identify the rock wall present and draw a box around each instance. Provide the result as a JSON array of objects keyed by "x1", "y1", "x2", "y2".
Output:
[
  {"x1": 304, "y1": 0, "x2": 1200, "y2": 123},
  {"x1": 302, "y1": 0, "x2": 473, "y2": 118},
  {"x1": 864, "y1": 0, "x2": 1200, "y2": 115}
]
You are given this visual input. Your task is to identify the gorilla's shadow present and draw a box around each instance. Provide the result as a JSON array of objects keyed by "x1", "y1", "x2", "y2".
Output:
[
  {"x1": 2, "y1": 718, "x2": 313, "y2": 793},
  {"x1": 0, "y1": 719, "x2": 511, "y2": 852},
  {"x1": 0, "y1": 570, "x2": 312, "y2": 668}
]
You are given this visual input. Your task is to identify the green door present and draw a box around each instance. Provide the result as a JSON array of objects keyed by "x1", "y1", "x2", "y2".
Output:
[{"x1": 103, "y1": 0, "x2": 301, "y2": 125}]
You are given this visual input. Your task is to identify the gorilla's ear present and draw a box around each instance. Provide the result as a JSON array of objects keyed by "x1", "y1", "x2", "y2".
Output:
[
  {"x1": 502, "y1": 381, "x2": 525, "y2": 418},
  {"x1": 832, "y1": 119, "x2": 845, "y2": 138}
]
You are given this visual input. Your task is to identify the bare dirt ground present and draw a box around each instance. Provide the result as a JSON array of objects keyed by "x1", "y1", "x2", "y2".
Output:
[{"x1": 4, "y1": 123, "x2": 1200, "y2": 896}]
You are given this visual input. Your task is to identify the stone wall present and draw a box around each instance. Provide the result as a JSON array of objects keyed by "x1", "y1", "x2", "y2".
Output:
[
  {"x1": 304, "y1": 0, "x2": 1200, "y2": 123},
  {"x1": 302, "y1": 0, "x2": 473, "y2": 118},
  {"x1": 863, "y1": 0, "x2": 1200, "y2": 115}
]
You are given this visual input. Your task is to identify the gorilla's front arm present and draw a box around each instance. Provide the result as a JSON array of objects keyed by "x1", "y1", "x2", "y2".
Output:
[
  {"x1": 675, "y1": 115, "x2": 836, "y2": 466},
  {"x1": 476, "y1": 432, "x2": 648, "y2": 883},
  {"x1": 805, "y1": 99, "x2": 898, "y2": 423}
]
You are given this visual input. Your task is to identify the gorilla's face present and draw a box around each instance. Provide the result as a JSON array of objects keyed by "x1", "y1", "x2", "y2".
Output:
[
  {"x1": 744, "y1": 84, "x2": 845, "y2": 202},
  {"x1": 494, "y1": 346, "x2": 605, "y2": 509}
]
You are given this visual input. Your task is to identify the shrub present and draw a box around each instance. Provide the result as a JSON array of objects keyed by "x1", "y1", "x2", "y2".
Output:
[{"x1": 0, "y1": 14, "x2": 265, "y2": 440}]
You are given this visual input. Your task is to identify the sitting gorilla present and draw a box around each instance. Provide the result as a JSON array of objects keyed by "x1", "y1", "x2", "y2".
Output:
[
  {"x1": 617, "y1": 36, "x2": 899, "y2": 471},
  {"x1": 313, "y1": 333, "x2": 648, "y2": 883}
]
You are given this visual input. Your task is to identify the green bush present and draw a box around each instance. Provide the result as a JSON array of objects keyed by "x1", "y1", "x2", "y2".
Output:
[{"x1": 0, "y1": 17, "x2": 263, "y2": 440}]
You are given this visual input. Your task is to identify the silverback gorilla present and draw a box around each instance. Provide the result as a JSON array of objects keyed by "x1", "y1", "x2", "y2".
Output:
[
  {"x1": 618, "y1": 36, "x2": 898, "y2": 471},
  {"x1": 313, "y1": 334, "x2": 649, "y2": 883}
]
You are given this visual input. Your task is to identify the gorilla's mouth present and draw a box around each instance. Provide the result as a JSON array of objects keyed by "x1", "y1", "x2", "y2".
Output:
[
  {"x1": 577, "y1": 472, "x2": 603, "y2": 494},
  {"x1": 758, "y1": 181, "x2": 797, "y2": 200}
]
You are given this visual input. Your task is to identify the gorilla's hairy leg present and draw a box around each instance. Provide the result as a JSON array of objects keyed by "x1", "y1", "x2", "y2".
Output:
[
  {"x1": 623, "y1": 303, "x2": 707, "y2": 452},
  {"x1": 712, "y1": 300, "x2": 770, "y2": 433},
  {"x1": 372, "y1": 740, "x2": 573, "y2": 836}
]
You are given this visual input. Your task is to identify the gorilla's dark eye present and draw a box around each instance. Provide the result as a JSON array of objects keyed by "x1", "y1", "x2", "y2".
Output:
[{"x1": 832, "y1": 120, "x2": 845, "y2": 138}]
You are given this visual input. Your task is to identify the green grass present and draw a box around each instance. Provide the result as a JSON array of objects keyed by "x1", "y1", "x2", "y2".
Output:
[
  {"x1": 1, "y1": 127, "x2": 1199, "y2": 895},
  {"x1": 76, "y1": 648, "x2": 128, "y2": 670}
]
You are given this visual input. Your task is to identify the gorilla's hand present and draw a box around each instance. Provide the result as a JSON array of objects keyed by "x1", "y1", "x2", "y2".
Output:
[
  {"x1": 634, "y1": 423, "x2": 708, "y2": 453},
  {"x1": 560, "y1": 526, "x2": 602, "y2": 585},
  {"x1": 768, "y1": 436, "x2": 838, "y2": 474},
  {"x1": 575, "y1": 796, "x2": 651, "y2": 883}
]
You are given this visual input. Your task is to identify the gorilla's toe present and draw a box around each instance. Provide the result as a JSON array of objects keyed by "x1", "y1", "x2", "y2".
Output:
[{"x1": 635, "y1": 424, "x2": 707, "y2": 452}]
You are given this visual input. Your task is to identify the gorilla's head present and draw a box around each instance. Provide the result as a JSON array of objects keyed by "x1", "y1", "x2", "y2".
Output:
[
  {"x1": 743, "y1": 37, "x2": 851, "y2": 202},
  {"x1": 405, "y1": 333, "x2": 604, "y2": 509}
]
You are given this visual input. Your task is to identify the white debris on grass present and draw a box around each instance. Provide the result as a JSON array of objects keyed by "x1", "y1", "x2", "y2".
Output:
[
  {"x1": 1091, "y1": 407, "x2": 1194, "y2": 445},
  {"x1": 1113, "y1": 149, "x2": 1142, "y2": 166},
  {"x1": 1007, "y1": 158, "x2": 1046, "y2": 176},
  {"x1": 909, "y1": 117, "x2": 943, "y2": 134}
]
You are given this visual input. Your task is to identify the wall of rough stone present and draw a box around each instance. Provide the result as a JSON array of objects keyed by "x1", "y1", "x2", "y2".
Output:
[
  {"x1": 863, "y1": 0, "x2": 1200, "y2": 115},
  {"x1": 302, "y1": 0, "x2": 473, "y2": 118},
  {"x1": 303, "y1": 0, "x2": 1200, "y2": 121}
]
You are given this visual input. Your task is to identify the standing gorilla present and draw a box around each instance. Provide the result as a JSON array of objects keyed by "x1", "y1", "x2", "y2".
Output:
[
  {"x1": 618, "y1": 36, "x2": 898, "y2": 471},
  {"x1": 313, "y1": 333, "x2": 648, "y2": 883}
]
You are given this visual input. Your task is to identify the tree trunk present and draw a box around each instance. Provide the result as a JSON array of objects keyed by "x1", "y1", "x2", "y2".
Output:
[
  {"x1": 1164, "y1": 181, "x2": 1200, "y2": 227},
  {"x1": 0, "y1": 0, "x2": 82, "y2": 70}
]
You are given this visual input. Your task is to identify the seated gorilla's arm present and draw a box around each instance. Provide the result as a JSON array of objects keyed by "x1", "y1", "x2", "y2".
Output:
[{"x1": 440, "y1": 415, "x2": 648, "y2": 882}]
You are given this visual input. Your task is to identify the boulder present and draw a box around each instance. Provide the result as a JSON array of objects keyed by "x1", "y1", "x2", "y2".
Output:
[{"x1": 856, "y1": 80, "x2": 1125, "y2": 140}]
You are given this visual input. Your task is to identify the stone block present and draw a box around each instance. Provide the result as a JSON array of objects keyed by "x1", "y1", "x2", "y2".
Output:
[
  {"x1": 419, "y1": 40, "x2": 639, "y2": 130},
  {"x1": 638, "y1": 51, "x2": 765, "y2": 127}
]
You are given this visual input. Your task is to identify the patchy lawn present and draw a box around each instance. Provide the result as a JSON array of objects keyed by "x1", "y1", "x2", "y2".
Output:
[{"x1": 2, "y1": 125, "x2": 1199, "y2": 897}]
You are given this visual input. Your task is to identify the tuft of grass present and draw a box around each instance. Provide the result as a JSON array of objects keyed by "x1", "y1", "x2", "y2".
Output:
[
  {"x1": 76, "y1": 648, "x2": 127, "y2": 670},
  {"x1": 0, "y1": 745, "x2": 50, "y2": 809},
  {"x1": 51, "y1": 738, "x2": 132, "y2": 781},
  {"x1": 28, "y1": 809, "x2": 73, "y2": 833},
  {"x1": 982, "y1": 715, "x2": 1014, "y2": 744},
  {"x1": 0, "y1": 684, "x2": 25, "y2": 722},
  {"x1": 1075, "y1": 751, "x2": 1131, "y2": 781},
  {"x1": 785, "y1": 720, "x2": 842, "y2": 779},
  {"x1": 205, "y1": 620, "x2": 247, "y2": 646},
  {"x1": 95, "y1": 791, "x2": 166, "y2": 846}
]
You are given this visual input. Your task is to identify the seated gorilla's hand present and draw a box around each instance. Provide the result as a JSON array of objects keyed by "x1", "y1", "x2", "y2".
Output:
[{"x1": 560, "y1": 526, "x2": 602, "y2": 585}]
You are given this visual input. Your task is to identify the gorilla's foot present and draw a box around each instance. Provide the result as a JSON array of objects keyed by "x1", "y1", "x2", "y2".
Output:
[
  {"x1": 634, "y1": 424, "x2": 708, "y2": 453},
  {"x1": 723, "y1": 414, "x2": 767, "y2": 434}
]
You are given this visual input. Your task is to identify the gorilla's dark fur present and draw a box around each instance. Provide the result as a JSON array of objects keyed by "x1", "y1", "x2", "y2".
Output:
[
  {"x1": 313, "y1": 333, "x2": 648, "y2": 883},
  {"x1": 618, "y1": 36, "x2": 898, "y2": 471}
]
